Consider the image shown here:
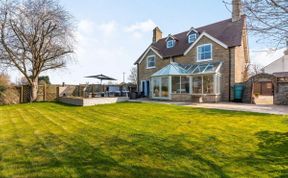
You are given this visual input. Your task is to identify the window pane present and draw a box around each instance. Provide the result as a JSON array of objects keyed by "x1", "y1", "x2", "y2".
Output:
[
  {"x1": 188, "y1": 34, "x2": 196, "y2": 43},
  {"x1": 161, "y1": 77, "x2": 169, "y2": 97},
  {"x1": 198, "y1": 44, "x2": 212, "y2": 60},
  {"x1": 181, "y1": 76, "x2": 190, "y2": 93},
  {"x1": 192, "y1": 76, "x2": 202, "y2": 94},
  {"x1": 204, "y1": 65, "x2": 214, "y2": 72},
  {"x1": 204, "y1": 52, "x2": 211, "y2": 59},
  {"x1": 201, "y1": 53, "x2": 205, "y2": 59},
  {"x1": 167, "y1": 40, "x2": 174, "y2": 48},
  {"x1": 147, "y1": 56, "x2": 155, "y2": 67},
  {"x1": 203, "y1": 75, "x2": 214, "y2": 94},
  {"x1": 172, "y1": 76, "x2": 180, "y2": 93},
  {"x1": 152, "y1": 77, "x2": 160, "y2": 97},
  {"x1": 204, "y1": 45, "x2": 211, "y2": 51}
]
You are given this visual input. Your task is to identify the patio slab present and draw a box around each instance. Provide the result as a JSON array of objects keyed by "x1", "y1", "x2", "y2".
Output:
[
  {"x1": 189, "y1": 102, "x2": 288, "y2": 115},
  {"x1": 129, "y1": 99, "x2": 288, "y2": 115}
]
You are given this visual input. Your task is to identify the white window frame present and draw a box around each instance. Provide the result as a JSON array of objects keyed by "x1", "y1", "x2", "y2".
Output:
[
  {"x1": 146, "y1": 55, "x2": 156, "y2": 69},
  {"x1": 171, "y1": 76, "x2": 190, "y2": 94},
  {"x1": 166, "y1": 40, "x2": 175, "y2": 48},
  {"x1": 188, "y1": 33, "x2": 197, "y2": 43},
  {"x1": 197, "y1": 43, "x2": 213, "y2": 62},
  {"x1": 191, "y1": 74, "x2": 220, "y2": 95},
  {"x1": 151, "y1": 76, "x2": 171, "y2": 99}
]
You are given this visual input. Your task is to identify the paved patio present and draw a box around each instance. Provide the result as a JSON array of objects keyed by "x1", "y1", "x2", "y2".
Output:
[{"x1": 129, "y1": 99, "x2": 288, "y2": 115}]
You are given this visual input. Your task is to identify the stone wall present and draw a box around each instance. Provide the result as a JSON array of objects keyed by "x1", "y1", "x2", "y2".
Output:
[
  {"x1": 171, "y1": 94, "x2": 192, "y2": 102},
  {"x1": 191, "y1": 95, "x2": 221, "y2": 103},
  {"x1": 170, "y1": 93, "x2": 220, "y2": 103},
  {"x1": 138, "y1": 49, "x2": 169, "y2": 83},
  {"x1": 274, "y1": 83, "x2": 288, "y2": 105}
]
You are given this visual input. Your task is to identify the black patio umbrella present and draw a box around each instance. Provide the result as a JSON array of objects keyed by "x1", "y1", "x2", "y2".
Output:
[
  {"x1": 85, "y1": 74, "x2": 116, "y2": 84},
  {"x1": 85, "y1": 74, "x2": 117, "y2": 95}
]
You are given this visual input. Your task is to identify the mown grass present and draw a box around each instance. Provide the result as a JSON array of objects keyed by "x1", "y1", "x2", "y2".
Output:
[{"x1": 0, "y1": 102, "x2": 287, "y2": 177}]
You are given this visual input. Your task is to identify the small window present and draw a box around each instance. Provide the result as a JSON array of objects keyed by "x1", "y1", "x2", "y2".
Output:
[
  {"x1": 188, "y1": 33, "x2": 197, "y2": 43},
  {"x1": 197, "y1": 44, "x2": 212, "y2": 61},
  {"x1": 147, "y1": 55, "x2": 156, "y2": 68},
  {"x1": 166, "y1": 40, "x2": 175, "y2": 48}
]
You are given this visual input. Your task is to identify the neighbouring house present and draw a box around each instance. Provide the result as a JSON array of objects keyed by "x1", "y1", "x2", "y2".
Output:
[
  {"x1": 263, "y1": 48, "x2": 288, "y2": 74},
  {"x1": 134, "y1": 0, "x2": 249, "y2": 102}
]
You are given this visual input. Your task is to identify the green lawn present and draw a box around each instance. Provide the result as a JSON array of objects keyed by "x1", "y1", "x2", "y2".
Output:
[{"x1": 0, "y1": 102, "x2": 287, "y2": 177}]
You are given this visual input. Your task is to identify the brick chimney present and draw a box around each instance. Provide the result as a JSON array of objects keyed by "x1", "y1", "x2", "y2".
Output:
[
  {"x1": 232, "y1": 0, "x2": 242, "y2": 22},
  {"x1": 152, "y1": 27, "x2": 162, "y2": 43}
]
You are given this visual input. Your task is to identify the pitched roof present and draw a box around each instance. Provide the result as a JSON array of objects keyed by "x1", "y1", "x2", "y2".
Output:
[
  {"x1": 273, "y1": 72, "x2": 288, "y2": 78},
  {"x1": 135, "y1": 16, "x2": 245, "y2": 64}
]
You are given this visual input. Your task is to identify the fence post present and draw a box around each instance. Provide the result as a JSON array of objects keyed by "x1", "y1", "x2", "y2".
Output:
[
  {"x1": 56, "y1": 86, "x2": 59, "y2": 99},
  {"x1": 20, "y1": 86, "x2": 24, "y2": 103},
  {"x1": 43, "y1": 84, "x2": 47, "y2": 101}
]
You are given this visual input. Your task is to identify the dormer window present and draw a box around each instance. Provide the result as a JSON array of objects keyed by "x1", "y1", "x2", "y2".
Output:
[
  {"x1": 166, "y1": 40, "x2": 175, "y2": 48},
  {"x1": 188, "y1": 33, "x2": 197, "y2": 43},
  {"x1": 187, "y1": 27, "x2": 198, "y2": 44}
]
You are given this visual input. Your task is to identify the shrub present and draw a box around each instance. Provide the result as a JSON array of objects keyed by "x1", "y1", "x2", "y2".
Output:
[{"x1": 0, "y1": 74, "x2": 20, "y2": 105}]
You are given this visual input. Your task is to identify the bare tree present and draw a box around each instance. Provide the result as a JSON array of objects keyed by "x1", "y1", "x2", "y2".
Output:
[
  {"x1": 243, "y1": 0, "x2": 288, "y2": 47},
  {"x1": 128, "y1": 66, "x2": 137, "y2": 84},
  {"x1": 0, "y1": 0, "x2": 74, "y2": 102},
  {"x1": 248, "y1": 63, "x2": 264, "y2": 76},
  {"x1": 223, "y1": 0, "x2": 287, "y2": 47}
]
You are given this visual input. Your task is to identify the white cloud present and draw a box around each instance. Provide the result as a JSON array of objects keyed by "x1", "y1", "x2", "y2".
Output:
[
  {"x1": 98, "y1": 21, "x2": 117, "y2": 35},
  {"x1": 124, "y1": 19, "x2": 156, "y2": 38},
  {"x1": 250, "y1": 48, "x2": 285, "y2": 67},
  {"x1": 78, "y1": 19, "x2": 95, "y2": 34},
  {"x1": 125, "y1": 19, "x2": 156, "y2": 32}
]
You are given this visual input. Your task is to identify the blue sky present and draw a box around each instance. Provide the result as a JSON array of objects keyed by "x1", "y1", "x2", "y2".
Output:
[{"x1": 10, "y1": 0, "x2": 285, "y2": 84}]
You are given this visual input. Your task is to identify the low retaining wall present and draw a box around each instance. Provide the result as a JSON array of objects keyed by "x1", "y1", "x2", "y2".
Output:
[{"x1": 58, "y1": 97, "x2": 129, "y2": 106}]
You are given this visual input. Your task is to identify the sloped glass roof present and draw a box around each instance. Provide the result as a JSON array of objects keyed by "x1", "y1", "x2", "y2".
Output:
[
  {"x1": 151, "y1": 62, "x2": 222, "y2": 77},
  {"x1": 151, "y1": 62, "x2": 187, "y2": 77},
  {"x1": 187, "y1": 62, "x2": 221, "y2": 74}
]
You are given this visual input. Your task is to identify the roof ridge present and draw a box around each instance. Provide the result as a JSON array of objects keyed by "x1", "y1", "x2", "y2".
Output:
[{"x1": 158, "y1": 17, "x2": 238, "y2": 41}]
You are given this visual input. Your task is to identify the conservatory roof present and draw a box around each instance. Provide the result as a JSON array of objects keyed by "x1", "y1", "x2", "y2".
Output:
[
  {"x1": 151, "y1": 62, "x2": 222, "y2": 77},
  {"x1": 187, "y1": 62, "x2": 222, "y2": 74},
  {"x1": 151, "y1": 62, "x2": 187, "y2": 77}
]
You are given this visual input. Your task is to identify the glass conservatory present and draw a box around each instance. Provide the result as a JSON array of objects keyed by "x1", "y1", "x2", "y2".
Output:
[{"x1": 150, "y1": 62, "x2": 222, "y2": 99}]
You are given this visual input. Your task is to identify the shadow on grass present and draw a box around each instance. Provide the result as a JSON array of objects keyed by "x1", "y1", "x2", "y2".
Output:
[
  {"x1": 240, "y1": 131, "x2": 288, "y2": 177},
  {"x1": 257, "y1": 131, "x2": 288, "y2": 178},
  {"x1": 4, "y1": 131, "x2": 229, "y2": 178}
]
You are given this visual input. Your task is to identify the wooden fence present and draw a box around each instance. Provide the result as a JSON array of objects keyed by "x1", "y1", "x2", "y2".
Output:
[
  {"x1": 19, "y1": 84, "x2": 61, "y2": 103},
  {"x1": 14, "y1": 83, "x2": 134, "y2": 103}
]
